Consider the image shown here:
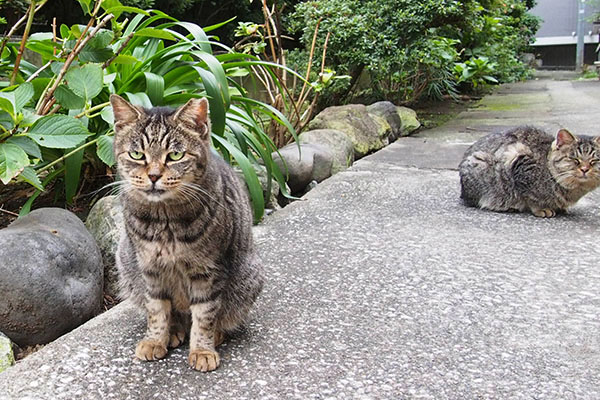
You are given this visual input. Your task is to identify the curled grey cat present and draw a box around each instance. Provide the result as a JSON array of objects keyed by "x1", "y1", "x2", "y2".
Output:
[
  {"x1": 459, "y1": 126, "x2": 600, "y2": 217},
  {"x1": 110, "y1": 94, "x2": 263, "y2": 372}
]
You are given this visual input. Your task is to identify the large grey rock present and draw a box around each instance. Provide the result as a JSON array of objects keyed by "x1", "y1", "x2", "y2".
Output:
[
  {"x1": 85, "y1": 196, "x2": 124, "y2": 299},
  {"x1": 0, "y1": 208, "x2": 103, "y2": 347},
  {"x1": 298, "y1": 129, "x2": 354, "y2": 174},
  {"x1": 308, "y1": 104, "x2": 391, "y2": 158},
  {"x1": 367, "y1": 101, "x2": 403, "y2": 141},
  {"x1": 272, "y1": 143, "x2": 333, "y2": 194},
  {"x1": 0, "y1": 331, "x2": 14, "y2": 373},
  {"x1": 397, "y1": 106, "x2": 421, "y2": 135}
]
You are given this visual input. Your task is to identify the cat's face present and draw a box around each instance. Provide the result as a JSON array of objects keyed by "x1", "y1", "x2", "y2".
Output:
[
  {"x1": 549, "y1": 129, "x2": 600, "y2": 190},
  {"x1": 110, "y1": 95, "x2": 211, "y2": 203}
]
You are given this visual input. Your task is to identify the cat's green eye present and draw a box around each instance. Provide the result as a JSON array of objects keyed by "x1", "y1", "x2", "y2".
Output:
[
  {"x1": 167, "y1": 151, "x2": 185, "y2": 161},
  {"x1": 129, "y1": 151, "x2": 145, "y2": 160},
  {"x1": 572, "y1": 158, "x2": 581, "y2": 165}
]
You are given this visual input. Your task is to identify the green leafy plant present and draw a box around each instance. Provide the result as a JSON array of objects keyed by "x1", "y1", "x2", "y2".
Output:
[
  {"x1": 454, "y1": 56, "x2": 499, "y2": 89},
  {"x1": 234, "y1": 1, "x2": 349, "y2": 146},
  {"x1": 0, "y1": 0, "x2": 298, "y2": 222},
  {"x1": 288, "y1": 0, "x2": 539, "y2": 106}
]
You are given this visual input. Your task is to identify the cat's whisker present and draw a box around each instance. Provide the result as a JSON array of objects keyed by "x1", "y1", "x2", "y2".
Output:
[{"x1": 180, "y1": 182, "x2": 227, "y2": 210}]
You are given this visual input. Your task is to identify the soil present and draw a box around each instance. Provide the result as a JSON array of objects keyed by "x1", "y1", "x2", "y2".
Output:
[{"x1": 0, "y1": 169, "x2": 114, "y2": 230}]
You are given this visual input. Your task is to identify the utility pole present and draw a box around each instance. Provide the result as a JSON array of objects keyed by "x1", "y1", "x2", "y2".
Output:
[{"x1": 576, "y1": 0, "x2": 586, "y2": 72}]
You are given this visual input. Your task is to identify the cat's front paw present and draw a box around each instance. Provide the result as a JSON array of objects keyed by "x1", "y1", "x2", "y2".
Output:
[
  {"x1": 135, "y1": 339, "x2": 168, "y2": 361},
  {"x1": 532, "y1": 208, "x2": 556, "y2": 218},
  {"x1": 188, "y1": 348, "x2": 220, "y2": 372},
  {"x1": 168, "y1": 331, "x2": 186, "y2": 348}
]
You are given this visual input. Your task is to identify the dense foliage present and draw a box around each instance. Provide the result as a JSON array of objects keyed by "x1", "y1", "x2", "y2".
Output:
[
  {"x1": 288, "y1": 0, "x2": 540, "y2": 105},
  {"x1": 0, "y1": 0, "x2": 297, "y2": 222}
]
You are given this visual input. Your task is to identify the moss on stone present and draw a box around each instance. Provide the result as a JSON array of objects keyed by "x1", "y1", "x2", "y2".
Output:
[{"x1": 0, "y1": 335, "x2": 15, "y2": 373}]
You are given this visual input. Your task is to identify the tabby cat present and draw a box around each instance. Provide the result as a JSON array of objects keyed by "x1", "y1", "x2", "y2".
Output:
[
  {"x1": 110, "y1": 94, "x2": 263, "y2": 372},
  {"x1": 459, "y1": 126, "x2": 600, "y2": 217}
]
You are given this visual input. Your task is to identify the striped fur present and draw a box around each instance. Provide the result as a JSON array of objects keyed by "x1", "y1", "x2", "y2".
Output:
[
  {"x1": 111, "y1": 95, "x2": 263, "y2": 372},
  {"x1": 459, "y1": 126, "x2": 600, "y2": 217}
]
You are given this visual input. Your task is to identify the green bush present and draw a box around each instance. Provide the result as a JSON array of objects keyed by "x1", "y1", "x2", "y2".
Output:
[
  {"x1": 288, "y1": 0, "x2": 539, "y2": 106},
  {"x1": 0, "y1": 0, "x2": 297, "y2": 222}
]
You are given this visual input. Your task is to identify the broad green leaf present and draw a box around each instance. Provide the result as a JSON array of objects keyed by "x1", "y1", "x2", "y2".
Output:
[
  {"x1": 134, "y1": 28, "x2": 176, "y2": 41},
  {"x1": 25, "y1": 40, "x2": 59, "y2": 60},
  {"x1": 6, "y1": 136, "x2": 42, "y2": 159},
  {"x1": 104, "y1": 73, "x2": 117, "y2": 85},
  {"x1": 0, "y1": 93, "x2": 15, "y2": 116},
  {"x1": 0, "y1": 143, "x2": 29, "y2": 184},
  {"x1": 101, "y1": 105, "x2": 114, "y2": 125},
  {"x1": 97, "y1": 135, "x2": 115, "y2": 166},
  {"x1": 19, "y1": 167, "x2": 44, "y2": 191},
  {"x1": 125, "y1": 92, "x2": 153, "y2": 108},
  {"x1": 104, "y1": 6, "x2": 150, "y2": 17},
  {"x1": 144, "y1": 72, "x2": 164, "y2": 106},
  {"x1": 87, "y1": 29, "x2": 114, "y2": 49},
  {"x1": 78, "y1": 46, "x2": 114, "y2": 63},
  {"x1": 100, "y1": 0, "x2": 124, "y2": 18},
  {"x1": 77, "y1": 0, "x2": 92, "y2": 15},
  {"x1": 13, "y1": 82, "x2": 34, "y2": 111},
  {"x1": 65, "y1": 147, "x2": 84, "y2": 204},
  {"x1": 28, "y1": 115, "x2": 91, "y2": 148},
  {"x1": 65, "y1": 63, "x2": 103, "y2": 102},
  {"x1": 60, "y1": 24, "x2": 70, "y2": 39},
  {"x1": 54, "y1": 85, "x2": 86, "y2": 110},
  {"x1": 0, "y1": 111, "x2": 13, "y2": 130},
  {"x1": 112, "y1": 55, "x2": 138, "y2": 65},
  {"x1": 20, "y1": 109, "x2": 43, "y2": 127},
  {"x1": 28, "y1": 33, "x2": 54, "y2": 41}
]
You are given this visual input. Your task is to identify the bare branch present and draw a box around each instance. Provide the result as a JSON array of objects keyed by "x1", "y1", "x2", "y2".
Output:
[
  {"x1": 102, "y1": 32, "x2": 134, "y2": 69},
  {"x1": 10, "y1": 0, "x2": 37, "y2": 86}
]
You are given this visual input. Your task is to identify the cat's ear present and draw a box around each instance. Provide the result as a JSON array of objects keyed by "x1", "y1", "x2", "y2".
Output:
[
  {"x1": 173, "y1": 98, "x2": 210, "y2": 139},
  {"x1": 110, "y1": 94, "x2": 142, "y2": 127},
  {"x1": 555, "y1": 129, "x2": 577, "y2": 149}
]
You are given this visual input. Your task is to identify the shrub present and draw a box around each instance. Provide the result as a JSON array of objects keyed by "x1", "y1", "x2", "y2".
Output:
[
  {"x1": 0, "y1": 0, "x2": 297, "y2": 222},
  {"x1": 288, "y1": 0, "x2": 539, "y2": 106}
]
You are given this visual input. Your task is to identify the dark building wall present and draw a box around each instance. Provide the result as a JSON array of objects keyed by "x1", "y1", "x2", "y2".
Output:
[{"x1": 534, "y1": 44, "x2": 598, "y2": 68}]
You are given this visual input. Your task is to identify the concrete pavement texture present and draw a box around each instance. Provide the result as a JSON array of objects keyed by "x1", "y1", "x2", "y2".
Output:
[{"x1": 1, "y1": 72, "x2": 600, "y2": 399}]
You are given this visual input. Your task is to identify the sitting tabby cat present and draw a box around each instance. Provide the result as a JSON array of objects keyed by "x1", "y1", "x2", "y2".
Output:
[
  {"x1": 459, "y1": 126, "x2": 600, "y2": 217},
  {"x1": 110, "y1": 94, "x2": 263, "y2": 372}
]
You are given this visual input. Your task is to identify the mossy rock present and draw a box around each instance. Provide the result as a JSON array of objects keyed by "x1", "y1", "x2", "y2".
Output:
[
  {"x1": 0, "y1": 332, "x2": 15, "y2": 373},
  {"x1": 308, "y1": 104, "x2": 390, "y2": 158},
  {"x1": 397, "y1": 106, "x2": 421, "y2": 135},
  {"x1": 298, "y1": 129, "x2": 355, "y2": 174},
  {"x1": 367, "y1": 101, "x2": 403, "y2": 141}
]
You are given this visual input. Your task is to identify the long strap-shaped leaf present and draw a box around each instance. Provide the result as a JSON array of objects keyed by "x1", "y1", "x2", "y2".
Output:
[{"x1": 212, "y1": 135, "x2": 264, "y2": 223}]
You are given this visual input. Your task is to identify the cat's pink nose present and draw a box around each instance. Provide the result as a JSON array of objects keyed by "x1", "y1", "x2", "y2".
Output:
[
  {"x1": 148, "y1": 174, "x2": 162, "y2": 183},
  {"x1": 580, "y1": 164, "x2": 591, "y2": 174}
]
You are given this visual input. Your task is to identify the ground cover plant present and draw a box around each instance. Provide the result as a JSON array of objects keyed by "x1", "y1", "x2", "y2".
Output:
[{"x1": 0, "y1": 0, "x2": 301, "y2": 222}]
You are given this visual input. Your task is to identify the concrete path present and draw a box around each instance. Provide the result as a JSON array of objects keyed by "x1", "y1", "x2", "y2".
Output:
[{"x1": 2, "y1": 72, "x2": 600, "y2": 399}]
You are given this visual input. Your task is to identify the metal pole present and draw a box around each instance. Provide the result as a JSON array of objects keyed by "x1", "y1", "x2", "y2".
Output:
[{"x1": 576, "y1": 0, "x2": 586, "y2": 72}]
